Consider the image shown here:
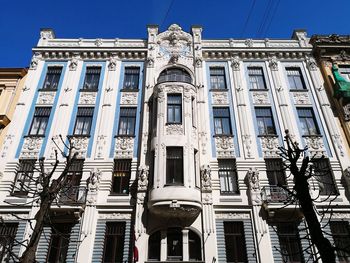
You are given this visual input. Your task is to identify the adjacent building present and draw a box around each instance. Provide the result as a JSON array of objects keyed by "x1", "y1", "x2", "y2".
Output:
[{"x1": 0, "y1": 25, "x2": 350, "y2": 262}]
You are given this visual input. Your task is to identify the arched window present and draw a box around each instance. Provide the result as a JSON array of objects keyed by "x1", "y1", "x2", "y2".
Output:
[{"x1": 158, "y1": 68, "x2": 192, "y2": 84}]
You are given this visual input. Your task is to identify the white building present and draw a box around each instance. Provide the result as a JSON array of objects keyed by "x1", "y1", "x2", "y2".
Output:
[{"x1": 0, "y1": 24, "x2": 350, "y2": 263}]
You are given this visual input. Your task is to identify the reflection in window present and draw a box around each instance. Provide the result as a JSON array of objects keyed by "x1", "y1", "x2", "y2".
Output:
[
  {"x1": 213, "y1": 107, "x2": 232, "y2": 135},
  {"x1": 248, "y1": 67, "x2": 267, "y2": 90},
  {"x1": 219, "y1": 159, "x2": 239, "y2": 194},
  {"x1": 123, "y1": 67, "x2": 140, "y2": 89},
  {"x1": 297, "y1": 108, "x2": 320, "y2": 136},
  {"x1": 118, "y1": 107, "x2": 137, "y2": 136},
  {"x1": 82, "y1": 67, "x2": 101, "y2": 91},
  {"x1": 167, "y1": 95, "x2": 182, "y2": 124},
  {"x1": 29, "y1": 107, "x2": 51, "y2": 136},
  {"x1": 73, "y1": 107, "x2": 94, "y2": 136},
  {"x1": 255, "y1": 107, "x2": 276, "y2": 135},
  {"x1": 286, "y1": 68, "x2": 306, "y2": 90},
  {"x1": 210, "y1": 67, "x2": 227, "y2": 89},
  {"x1": 42, "y1": 67, "x2": 62, "y2": 90},
  {"x1": 166, "y1": 147, "x2": 183, "y2": 185}
]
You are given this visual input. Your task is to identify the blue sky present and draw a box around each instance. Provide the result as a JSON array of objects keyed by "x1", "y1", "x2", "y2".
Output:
[{"x1": 1, "y1": 0, "x2": 349, "y2": 67}]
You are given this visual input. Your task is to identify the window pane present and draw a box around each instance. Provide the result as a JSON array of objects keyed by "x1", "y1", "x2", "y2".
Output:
[
  {"x1": 248, "y1": 67, "x2": 266, "y2": 89},
  {"x1": 167, "y1": 228, "x2": 182, "y2": 260},
  {"x1": 224, "y1": 222, "x2": 247, "y2": 262},
  {"x1": 42, "y1": 67, "x2": 62, "y2": 90},
  {"x1": 219, "y1": 159, "x2": 238, "y2": 194},
  {"x1": 118, "y1": 108, "x2": 137, "y2": 136},
  {"x1": 112, "y1": 160, "x2": 131, "y2": 194},
  {"x1": 277, "y1": 223, "x2": 303, "y2": 262},
  {"x1": 167, "y1": 95, "x2": 182, "y2": 124},
  {"x1": 74, "y1": 107, "x2": 94, "y2": 136},
  {"x1": 255, "y1": 108, "x2": 276, "y2": 135},
  {"x1": 210, "y1": 67, "x2": 226, "y2": 89},
  {"x1": 166, "y1": 148, "x2": 183, "y2": 185},
  {"x1": 124, "y1": 67, "x2": 140, "y2": 89},
  {"x1": 213, "y1": 108, "x2": 232, "y2": 135},
  {"x1": 29, "y1": 107, "x2": 51, "y2": 136},
  {"x1": 103, "y1": 222, "x2": 125, "y2": 263},
  {"x1": 83, "y1": 67, "x2": 101, "y2": 90}
]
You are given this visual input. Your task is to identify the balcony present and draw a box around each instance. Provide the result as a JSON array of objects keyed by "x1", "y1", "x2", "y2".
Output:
[
  {"x1": 57, "y1": 186, "x2": 87, "y2": 205},
  {"x1": 261, "y1": 185, "x2": 289, "y2": 203}
]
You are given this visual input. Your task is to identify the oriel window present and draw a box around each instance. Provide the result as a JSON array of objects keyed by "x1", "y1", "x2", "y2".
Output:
[{"x1": 166, "y1": 147, "x2": 183, "y2": 185}]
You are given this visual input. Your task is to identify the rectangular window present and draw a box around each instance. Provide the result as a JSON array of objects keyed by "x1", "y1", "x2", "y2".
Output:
[
  {"x1": 42, "y1": 67, "x2": 62, "y2": 90},
  {"x1": 166, "y1": 147, "x2": 183, "y2": 185},
  {"x1": 286, "y1": 67, "x2": 306, "y2": 90},
  {"x1": 167, "y1": 94, "x2": 182, "y2": 124},
  {"x1": 330, "y1": 221, "x2": 350, "y2": 263},
  {"x1": 265, "y1": 158, "x2": 286, "y2": 186},
  {"x1": 123, "y1": 67, "x2": 140, "y2": 90},
  {"x1": 29, "y1": 107, "x2": 51, "y2": 136},
  {"x1": 118, "y1": 107, "x2": 137, "y2": 136},
  {"x1": 255, "y1": 107, "x2": 276, "y2": 135},
  {"x1": 112, "y1": 159, "x2": 131, "y2": 194},
  {"x1": 13, "y1": 159, "x2": 35, "y2": 196},
  {"x1": 210, "y1": 67, "x2": 227, "y2": 90},
  {"x1": 248, "y1": 67, "x2": 267, "y2": 90},
  {"x1": 82, "y1": 67, "x2": 101, "y2": 91},
  {"x1": 213, "y1": 107, "x2": 232, "y2": 135},
  {"x1": 59, "y1": 160, "x2": 83, "y2": 204},
  {"x1": 277, "y1": 223, "x2": 303, "y2": 263},
  {"x1": 219, "y1": 159, "x2": 239, "y2": 194},
  {"x1": 191, "y1": 97, "x2": 196, "y2": 127},
  {"x1": 314, "y1": 158, "x2": 337, "y2": 195},
  {"x1": 297, "y1": 108, "x2": 320, "y2": 136},
  {"x1": 224, "y1": 222, "x2": 247, "y2": 262},
  {"x1": 103, "y1": 222, "x2": 125, "y2": 263},
  {"x1": 73, "y1": 107, "x2": 94, "y2": 136},
  {"x1": 339, "y1": 66, "x2": 350, "y2": 81},
  {"x1": 0, "y1": 223, "x2": 18, "y2": 262},
  {"x1": 47, "y1": 224, "x2": 72, "y2": 263}
]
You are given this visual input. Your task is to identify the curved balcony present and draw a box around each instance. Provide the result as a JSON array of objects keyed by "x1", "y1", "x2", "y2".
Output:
[{"x1": 157, "y1": 68, "x2": 192, "y2": 84}]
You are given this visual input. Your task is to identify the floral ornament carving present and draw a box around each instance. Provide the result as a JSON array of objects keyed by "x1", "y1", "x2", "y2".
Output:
[
  {"x1": 147, "y1": 57, "x2": 154, "y2": 67},
  {"x1": 37, "y1": 91, "x2": 56, "y2": 105},
  {"x1": 247, "y1": 168, "x2": 260, "y2": 191},
  {"x1": 20, "y1": 137, "x2": 44, "y2": 158},
  {"x1": 87, "y1": 168, "x2": 101, "y2": 192},
  {"x1": 121, "y1": 92, "x2": 138, "y2": 105},
  {"x1": 114, "y1": 137, "x2": 134, "y2": 158},
  {"x1": 332, "y1": 134, "x2": 344, "y2": 157},
  {"x1": 70, "y1": 136, "x2": 89, "y2": 158},
  {"x1": 96, "y1": 135, "x2": 107, "y2": 158},
  {"x1": 231, "y1": 57, "x2": 240, "y2": 71},
  {"x1": 245, "y1": 38, "x2": 253, "y2": 47},
  {"x1": 292, "y1": 92, "x2": 311, "y2": 105},
  {"x1": 201, "y1": 164, "x2": 212, "y2": 192},
  {"x1": 195, "y1": 57, "x2": 202, "y2": 67},
  {"x1": 95, "y1": 38, "x2": 103, "y2": 47},
  {"x1": 69, "y1": 57, "x2": 79, "y2": 71},
  {"x1": 99, "y1": 213, "x2": 131, "y2": 220},
  {"x1": 260, "y1": 136, "x2": 279, "y2": 157},
  {"x1": 343, "y1": 103, "x2": 350, "y2": 121},
  {"x1": 242, "y1": 134, "x2": 252, "y2": 158},
  {"x1": 215, "y1": 136, "x2": 235, "y2": 158},
  {"x1": 108, "y1": 56, "x2": 117, "y2": 71},
  {"x1": 1, "y1": 134, "x2": 14, "y2": 158},
  {"x1": 78, "y1": 92, "x2": 97, "y2": 105},
  {"x1": 306, "y1": 57, "x2": 318, "y2": 71},
  {"x1": 216, "y1": 213, "x2": 250, "y2": 220},
  {"x1": 303, "y1": 135, "x2": 326, "y2": 158},
  {"x1": 268, "y1": 57, "x2": 278, "y2": 71},
  {"x1": 166, "y1": 124, "x2": 184, "y2": 135},
  {"x1": 252, "y1": 91, "x2": 269, "y2": 105},
  {"x1": 138, "y1": 165, "x2": 149, "y2": 191},
  {"x1": 212, "y1": 92, "x2": 229, "y2": 105},
  {"x1": 29, "y1": 56, "x2": 39, "y2": 70},
  {"x1": 40, "y1": 30, "x2": 54, "y2": 40}
]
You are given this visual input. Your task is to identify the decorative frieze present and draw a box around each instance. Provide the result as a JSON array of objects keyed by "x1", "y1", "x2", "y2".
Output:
[
  {"x1": 20, "y1": 137, "x2": 44, "y2": 159},
  {"x1": 343, "y1": 103, "x2": 350, "y2": 121},
  {"x1": 99, "y1": 213, "x2": 131, "y2": 220},
  {"x1": 37, "y1": 91, "x2": 56, "y2": 105},
  {"x1": 138, "y1": 165, "x2": 149, "y2": 191},
  {"x1": 69, "y1": 56, "x2": 79, "y2": 71},
  {"x1": 211, "y1": 91, "x2": 229, "y2": 105},
  {"x1": 215, "y1": 136, "x2": 235, "y2": 158},
  {"x1": 216, "y1": 213, "x2": 250, "y2": 220},
  {"x1": 70, "y1": 136, "x2": 90, "y2": 158},
  {"x1": 303, "y1": 135, "x2": 327, "y2": 158},
  {"x1": 78, "y1": 92, "x2": 97, "y2": 105},
  {"x1": 252, "y1": 91, "x2": 269, "y2": 105},
  {"x1": 201, "y1": 165, "x2": 212, "y2": 192},
  {"x1": 259, "y1": 136, "x2": 279, "y2": 157},
  {"x1": 166, "y1": 124, "x2": 184, "y2": 135},
  {"x1": 292, "y1": 92, "x2": 311, "y2": 105},
  {"x1": 120, "y1": 92, "x2": 138, "y2": 105},
  {"x1": 114, "y1": 136, "x2": 134, "y2": 158}
]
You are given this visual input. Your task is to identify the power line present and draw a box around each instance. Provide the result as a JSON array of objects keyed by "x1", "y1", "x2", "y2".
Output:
[
  {"x1": 240, "y1": 0, "x2": 257, "y2": 38},
  {"x1": 160, "y1": 0, "x2": 175, "y2": 29},
  {"x1": 262, "y1": 0, "x2": 281, "y2": 37},
  {"x1": 256, "y1": 0, "x2": 274, "y2": 38}
]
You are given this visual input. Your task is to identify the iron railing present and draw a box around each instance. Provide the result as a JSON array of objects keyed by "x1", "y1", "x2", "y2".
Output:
[
  {"x1": 157, "y1": 74, "x2": 192, "y2": 84},
  {"x1": 261, "y1": 185, "x2": 290, "y2": 203},
  {"x1": 58, "y1": 186, "x2": 87, "y2": 205}
]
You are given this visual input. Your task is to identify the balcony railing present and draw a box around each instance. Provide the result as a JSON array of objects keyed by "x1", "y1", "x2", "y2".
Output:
[
  {"x1": 58, "y1": 186, "x2": 87, "y2": 205},
  {"x1": 261, "y1": 185, "x2": 290, "y2": 203},
  {"x1": 157, "y1": 74, "x2": 192, "y2": 84}
]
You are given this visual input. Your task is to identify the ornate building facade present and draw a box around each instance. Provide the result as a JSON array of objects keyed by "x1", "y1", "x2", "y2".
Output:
[{"x1": 0, "y1": 25, "x2": 350, "y2": 262}]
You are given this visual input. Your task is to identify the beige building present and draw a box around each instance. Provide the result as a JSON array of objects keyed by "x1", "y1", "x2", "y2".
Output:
[{"x1": 0, "y1": 68, "x2": 27, "y2": 148}]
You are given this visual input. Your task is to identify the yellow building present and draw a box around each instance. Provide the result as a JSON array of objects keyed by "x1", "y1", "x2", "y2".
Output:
[
  {"x1": 0, "y1": 68, "x2": 27, "y2": 148},
  {"x1": 311, "y1": 35, "x2": 350, "y2": 149}
]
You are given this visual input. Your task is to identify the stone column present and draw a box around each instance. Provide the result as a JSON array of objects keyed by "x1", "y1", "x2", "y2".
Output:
[{"x1": 182, "y1": 229, "x2": 189, "y2": 261}]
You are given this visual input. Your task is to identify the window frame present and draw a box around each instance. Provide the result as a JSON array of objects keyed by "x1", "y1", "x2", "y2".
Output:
[
  {"x1": 73, "y1": 107, "x2": 94, "y2": 136},
  {"x1": 209, "y1": 67, "x2": 227, "y2": 90},
  {"x1": 297, "y1": 108, "x2": 320, "y2": 136},
  {"x1": 255, "y1": 107, "x2": 277, "y2": 136},
  {"x1": 248, "y1": 67, "x2": 267, "y2": 90},
  {"x1": 82, "y1": 66, "x2": 101, "y2": 91},
  {"x1": 166, "y1": 147, "x2": 184, "y2": 185},
  {"x1": 117, "y1": 107, "x2": 137, "y2": 136},
  {"x1": 218, "y1": 159, "x2": 239, "y2": 194},
  {"x1": 213, "y1": 107, "x2": 232, "y2": 136},
  {"x1": 286, "y1": 67, "x2": 307, "y2": 90},
  {"x1": 313, "y1": 158, "x2": 338, "y2": 196},
  {"x1": 28, "y1": 107, "x2": 51, "y2": 136},
  {"x1": 12, "y1": 159, "x2": 36, "y2": 196},
  {"x1": 223, "y1": 221, "x2": 248, "y2": 263},
  {"x1": 112, "y1": 159, "x2": 131, "y2": 194},
  {"x1": 0, "y1": 223, "x2": 18, "y2": 262},
  {"x1": 47, "y1": 224, "x2": 73, "y2": 263},
  {"x1": 167, "y1": 94, "x2": 182, "y2": 124},
  {"x1": 265, "y1": 158, "x2": 286, "y2": 186},
  {"x1": 122, "y1": 67, "x2": 140, "y2": 90},
  {"x1": 330, "y1": 221, "x2": 350, "y2": 263},
  {"x1": 339, "y1": 65, "x2": 350, "y2": 81},
  {"x1": 102, "y1": 222, "x2": 126, "y2": 263},
  {"x1": 41, "y1": 66, "x2": 63, "y2": 91}
]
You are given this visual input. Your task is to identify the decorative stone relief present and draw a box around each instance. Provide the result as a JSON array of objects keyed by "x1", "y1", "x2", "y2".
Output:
[
  {"x1": 332, "y1": 134, "x2": 344, "y2": 157},
  {"x1": 215, "y1": 136, "x2": 235, "y2": 158},
  {"x1": 306, "y1": 56, "x2": 318, "y2": 71},
  {"x1": 303, "y1": 135, "x2": 327, "y2": 158},
  {"x1": 120, "y1": 92, "x2": 138, "y2": 105},
  {"x1": 69, "y1": 56, "x2": 79, "y2": 71},
  {"x1": 216, "y1": 213, "x2": 250, "y2": 220},
  {"x1": 95, "y1": 39, "x2": 102, "y2": 47},
  {"x1": 252, "y1": 91, "x2": 269, "y2": 105},
  {"x1": 260, "y1": 136, "x2": 279, "y2": 157},
  {"x1": 199, "y1": 132, "x2": 208, "y2": 155},
  {"x1": 247, "y1": 168, "x2": 260, "y2": 191},
  {"x1": 245, "y1": 39, "x2": 253, "y2": 47},
  {"x1": 201, "y1": 165, "x2": 212, "y2": 192},
  {"x1": 292, "y1": 92, "x2": 311, "y2": 105},
  {"x1": 86, "y1": 168, "x2": 101, "y2": 204},
  {"x1": 108, "y1": 56, "x2": 117, "y2": 71},
  {"x1": 323, "y1": 213, "x2": 350, "y2": 219},
  {"x1": 343, "y1": 103, "x2": 350, "y2": 121},
  {"x1": 138, "y1": 165, "x2": 149, "y2": 191},
  {"x1": 166, "y1": 124, "x2": 184, "y2": 135},
  {"x1": 269, "y1": 57, "x2": 279, "y2": 71},
  {"x1": 147, "y1": 57, "x2": 154, "y2": 67},
  {"x1": 1, "y1": 134, "x2": 15, "y2": 158},
  {"x1": 20, "y1": 137, "x2": 44, "y2": 159},
  {"x1": 95, "y1": 135, "x2": 107, "y2": 158},
  {"x1": 114, "y1": 137, "x2": 134, "y2": 158},
  {"x1": 211, "y1": 92, "x2": 229, "y2": 105},
  {"x1": 70, "y1": 136, "x2": 89, "y2": 158},
  {"x1": 242, "y1": 134, "x2": 252, "y2": 158},
  {"x1": 40, "y1": 29, "x2": 55, "y2": 40},
  {"x1": 231, "y1": 57, "x2": 240, "y2": 71},
  {"x1": 29, "y1": 56, "x2": 39, "y2": 70},
  {"x1": 195, "y1": 57, "x2": 202, "y2": 67},
  {"x1": 78, "y1": 92, "x2": 97, "y2": 105},
  {"x1": 99, "y1": 213, "x2": 131, "y2": 220},
  {"x1": 37, "y1": 91, "x2": 56, "y2": 105}
]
